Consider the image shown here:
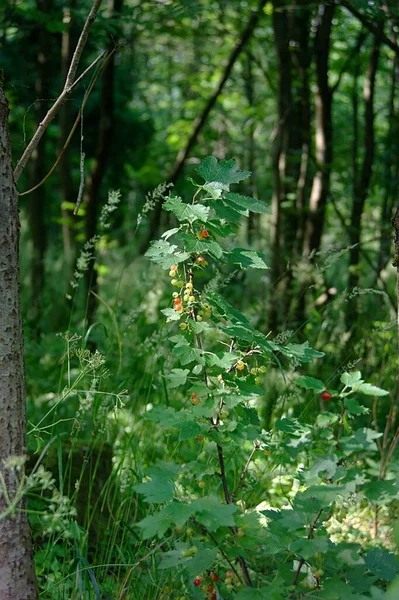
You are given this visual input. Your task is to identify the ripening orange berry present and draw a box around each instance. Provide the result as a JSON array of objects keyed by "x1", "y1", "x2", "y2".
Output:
[
  {"x1": 236, "y1": 361, "x2": 245, "y2": 371},
  {"x1": 201, "y1": 229, "x2": 209, "y2": 238}
]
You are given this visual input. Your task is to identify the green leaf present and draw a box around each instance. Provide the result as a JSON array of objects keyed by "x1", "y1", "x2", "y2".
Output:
[
  {"x1": 145, "y1": 239, "x2": 190, "y2": 269},
  {"x1": 226, "y1": 248, "x2": 269, "y2": 269},
  {"x1": 295, "y1": 376, "x2": 325, "y2": 392},
  {"x1": 281, "y1": 342, "x2": 325, "y2": 363},
  {"x1": 341, "y1": 371, "x2": 362, "y2": 387},
  {"x1": 180, "y1": 234, "x2": 223, "y2": 259},
  {"x1": 205, "y1": 352, "x2": 238, "y2": 369},
  {"x1": 161, "y1": 308, "x2": 181, "y2": 322},
  {"x1": 134, "y1": 462, "x2": 180, "y2": 504},
  {"x1": 134, "y1": 477, "x2": 175, "y2": 505},
  {"x1": 362, "y1": 480, "x2": 398, "y2": 503},
  {"x1": 189, "y1": 319, "x2": 211, "y2": 334},
  {"x1": 192, "y1": 496, "x2": 237, "y2": 531},
  {"x1": 196, "y1": 156, "x2": 250, "y2": 187},
  {"x1": 164, "y1": 195, "x2": 210, "y2": 224},
  {"x1": 136, "y1": 512, "x2": 171, "y2": 539},
  {"x1": 356, "y1": 383, "x2": 389, "y2": 396},
  {"x1": 173, "y1": 343, "x2": 205, "y2": 366},
  {"x1": 175, "y1": 420, "x2": 201, "y2": 440},
  {"x1": 341, "y1": 428, "x2": 382, "y2": 455},
  {"x1": 225, "y1": 192, "x2": 269, "y2": 214},
  {"x1": 165, "y1": 368, "x2": 190, "y2": 389},
  {"x1": 161, "y1": 227, "x2": 180, "y2": 240},
  {"x1": 344, "y1": 398, "x2": 369, "y2": 415},
  {"x1": 364, "y1": 548, "x2": 399, "y2": 582},
  {"x1": 236, "y1": 587, "x2": 281, "y2": 600}
]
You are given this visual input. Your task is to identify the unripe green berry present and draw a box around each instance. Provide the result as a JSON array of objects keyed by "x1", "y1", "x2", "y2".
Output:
[
  {"x1": 196, "y1": 315, "x2": 203, "y2": 322},
  {"x1": 255, "y1": 377, "x2": 262, "y2": 385},
  {"x1": 171, "y1": 279, "x2": 178, "y2": 286},
  {"x1": 259, "y1": 365, "x2": 267, "y2": 374},
  {"x1": 189, "y1": 295, "x2": 195, "y2": 302},
  {"x1": 176, "y1": 280, "x2": 184, "y2": 288},
  {"x1": 172, "y1": 292, "x2": 179, "y2": 298},
  {"x1": 179, "y1": 323, "x2": 188, "y2": 330}
]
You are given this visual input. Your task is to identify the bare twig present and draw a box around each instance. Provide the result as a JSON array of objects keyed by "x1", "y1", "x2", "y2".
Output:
[
  {"x1": 231, "y1": 440, "x2": 260, "y2": 501},
  {"x1": 339, "y1": 0, "x2": 399, "y2": 55},
  {"x1": 18, "y1": 51, "x2": 111, "y2": 197},
  {"x1": 13, "y1": 0, "x2": 103, "y2": 182}
]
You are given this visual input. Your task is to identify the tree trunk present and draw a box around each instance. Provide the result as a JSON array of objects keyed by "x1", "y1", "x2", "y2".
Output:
[
  {"x1": 303, "y1": 1, "x2": 334, "y2": 255},
  {"x1": 84, "y1": 0, "x2": 123, "y2": 326},
  {"x1": 0, "y1": 88, "x2": 38, "y2": 600},
  {"x1": 346, "y1": 36, "x2": 380, "y2": 328},
  {"x1": 268, "y1": 0, "x2": 311, "y2": 330},
  {"x1": 27, "y1": 0, "x2": 53, "y2": 332},
  {"x1": 59, "y1": 1, "x2": 78, "y2": 271}
]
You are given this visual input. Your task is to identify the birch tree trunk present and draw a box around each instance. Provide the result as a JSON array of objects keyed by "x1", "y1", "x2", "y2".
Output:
[{"x1": 0, "y1": 88, "x2": 38, "y2": 600}]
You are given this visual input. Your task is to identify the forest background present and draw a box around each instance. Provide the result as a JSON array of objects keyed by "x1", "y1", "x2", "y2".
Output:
[{"x1": 2, "y1": 0, "x2": 399, "y2": 598}]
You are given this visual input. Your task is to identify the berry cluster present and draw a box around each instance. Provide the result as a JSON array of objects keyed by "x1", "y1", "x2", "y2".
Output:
[{"x1": 193, "y1": 571, "x2": 220, "y2": 600}]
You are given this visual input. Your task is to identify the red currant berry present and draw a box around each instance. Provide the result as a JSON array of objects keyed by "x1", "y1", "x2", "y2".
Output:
[
  {"x1": 320, "y1": 391, "x2": 332, "y2": 401},
  {"x1": 201, "y1": 229, "x2": 209, "y2": 238},
  {"x1": 173, "y1": 298, "x2": 182, "y2": 305},
  {"x1": 210, "y1": 572, "x2": 219, "y2": 582},
  {"x1": 194, "y1": 576, "x2": 202, "y2": 587},
  {"x1": 211, "y1": 594, "x2": 217, "y2": 600}
]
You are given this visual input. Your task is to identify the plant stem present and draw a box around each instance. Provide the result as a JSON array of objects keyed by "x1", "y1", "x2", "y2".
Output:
[{"x1": 289, "y1": 508, "x2": 323, "y2": 598}]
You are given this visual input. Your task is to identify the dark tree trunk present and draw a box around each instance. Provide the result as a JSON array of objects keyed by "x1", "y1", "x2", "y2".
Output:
[
  {"x1": 243, "y1": 49, "x2": 259, "y2": 245},
  {"x1": 84, "y1": 0, "x2": 123, "y2": 326},
  {"x1": 59, "y1": 1, "x2": 78, "y2": 273},
  {"x1": 346, "y1": 36, "x2": 380, "y2": 328},
  {"x1": 28, "y1": 0, "x2": 53, "y2": 332},
  {"x1": 374, "y1": 12, "x2": 399, "y2": 282},
  {"x1": 0, "y1": 88, "x2": 38, "y2": 600},
  {"x1": 303, "y1": 1, "x2": 334, "y2": 255},
  {"x1": 268, "y1": 0, "x2": 311, "y2": 330}
]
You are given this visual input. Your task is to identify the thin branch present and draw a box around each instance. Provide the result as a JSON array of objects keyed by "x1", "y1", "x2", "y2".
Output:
[
  {"x1": 330, "y1": 31, "x2": 368, "y2": 96},
  {"x1": 231, "y1": 440, "x2": 260, "y2": 501},
  {"x1": 338, "y1": 0, "x2": 399, "y2": 56},
  {"x1": 13, "y1": 0, "x2": 103, "y2": 182},
  {"x1": 18, "y1": 51, "x2": 111, "y2": 197},
  {"x1": 191, "y1": 517, "x2": 244, "y2": 585}
]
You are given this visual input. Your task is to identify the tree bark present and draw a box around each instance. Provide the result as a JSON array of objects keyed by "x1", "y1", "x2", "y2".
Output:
[
  {"x1": 59, "y1": 1, "x2": 78, "y2": 269},
  {"x1": 303, "y1": 1, "x2": 334, "y2": 255},
  {"x1": 346, "y1": 36, "x2": 380, "y2": 327},
  {"x1": 84, "y1": 0, "x2": 123, "y2": 326},
  {"x1": 27, "y1": 0, "x2": 53, "y2": 331},
  {"x1": 0, "y1": 88, "x2": 38, "y2": 600},
  {"x1": 268, "y1": 0, "x2": 311, "y2": 330}
]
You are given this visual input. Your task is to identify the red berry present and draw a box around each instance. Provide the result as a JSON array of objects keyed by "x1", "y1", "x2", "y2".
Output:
[
  {"x1": 197, "y1": 256, "x2": 206, "y2": 264},
  {"x1": 201, "y1": 229, "x2": 209, "y2": 238},
  {"x1": 194, "y1": 576, "x2": 202, "y2": 587},
  {"x1": 211, "y1": 594, "x2": 217, "y2": 600},
  {"x1": 175, "y1": 304, "x2": 183, "y2": 312},
  {"x1": 210, "y1": 572, "x2": 219, "y2": 582},
  {"x1": 173, "y1": 298, "x2": 182, "y2": 305},
  {"x1": 320, "y1": 391, "x2": 332, "y2": 401}
]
